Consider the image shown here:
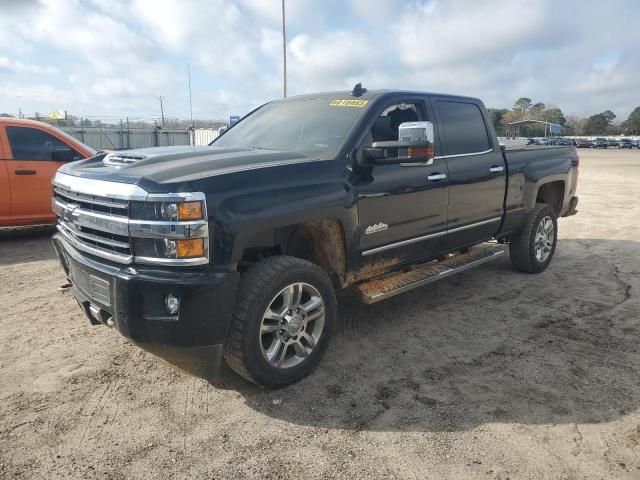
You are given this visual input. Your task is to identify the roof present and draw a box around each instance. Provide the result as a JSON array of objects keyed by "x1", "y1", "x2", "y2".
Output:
[
  {"x1": 0, "y1": 117, "x2": 95, "y2": 155},
  {"x1": 0, "y1": 117, "x2": 63, "y2": 128},
  {"x1": 278, "y1": 89, "x2": 481, "y2": 104}
]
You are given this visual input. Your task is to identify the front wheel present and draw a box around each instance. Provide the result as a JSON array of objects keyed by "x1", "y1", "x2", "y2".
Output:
[
  {"x1": 224, "y1": 256, "x2": 336, "y2": 388},
  {"x1": 509, "y1": 203, "x2": 558, "y2": 273}
]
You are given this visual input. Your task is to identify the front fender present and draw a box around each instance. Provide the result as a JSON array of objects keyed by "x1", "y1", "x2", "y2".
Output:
[{"x1": 199, "y1": 159, "x2": 359, "y2": 268}]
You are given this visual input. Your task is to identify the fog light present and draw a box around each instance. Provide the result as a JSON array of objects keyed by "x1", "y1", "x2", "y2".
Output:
[{"x1": 165, "y1": 294, "x2": 180, "y2": 315}]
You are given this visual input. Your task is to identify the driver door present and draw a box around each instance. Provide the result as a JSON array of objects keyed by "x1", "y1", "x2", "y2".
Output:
[
  {"x1": 5, "y1": 125, "x2": 83, "y2": 223},
  {"x1": 355, "y1": 98, "x2": 450, "y2": 264}
]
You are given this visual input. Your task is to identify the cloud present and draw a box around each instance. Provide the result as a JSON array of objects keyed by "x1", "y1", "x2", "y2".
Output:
[
  {"x1": 0, "y1": 0, "x2": 638, "y2": 120},
  {"x1": 0, "y1": 57, "x2": 57, "y2": 75}
]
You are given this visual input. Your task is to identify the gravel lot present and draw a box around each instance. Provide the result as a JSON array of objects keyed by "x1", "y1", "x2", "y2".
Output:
[{"x1": 1, "y1": 149, "x2": 639, "y2": 479}]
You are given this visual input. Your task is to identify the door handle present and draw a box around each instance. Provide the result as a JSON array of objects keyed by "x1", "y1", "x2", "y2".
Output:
[
  {"x1": 489, "y1": 165, "x2": 504, "y2": 173},
  {"x1": 15, "y1": 169, "x2": 37, "y2": 175},
  {"x1": 427, "y1": 173, "x2": 447, "y2": 181}
]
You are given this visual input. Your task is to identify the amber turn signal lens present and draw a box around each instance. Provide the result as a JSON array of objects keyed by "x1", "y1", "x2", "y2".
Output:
[
  {"x1": 408, "y1": 146, "x2": 434, "y2": 158},
  {"x1": 176, "y1": 238, "x2": 205, "y2": 258},
  {"x1": 177, "y1": 201, "x2": 203, "y2": 220}
]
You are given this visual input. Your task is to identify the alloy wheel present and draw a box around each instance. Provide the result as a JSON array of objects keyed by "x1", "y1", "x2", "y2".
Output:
[{"x1": 259, "y1": 282, "x2": 325, "y2": 369}]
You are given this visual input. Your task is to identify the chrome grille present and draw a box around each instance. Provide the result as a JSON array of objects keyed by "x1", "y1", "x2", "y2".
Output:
[
  {"x1": 53, "y1": 172, "x2": 209, "y2": 266},
  {"x1": 54, "y1": 186, "x2": 129, "y2": 216},
  {"x1": 53, "y1": 188, "x2": 133, "y2": 263}
]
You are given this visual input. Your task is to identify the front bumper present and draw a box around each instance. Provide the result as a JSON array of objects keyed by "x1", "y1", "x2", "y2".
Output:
[{"x1": 52, "y1": 233, "x2": 240, "y2": 349}]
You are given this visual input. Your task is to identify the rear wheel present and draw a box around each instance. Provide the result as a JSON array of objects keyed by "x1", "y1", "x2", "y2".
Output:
[
  {"x1": 224, "y1": 256, "x2": 336, "y2": 388},
  {"x1": 509, "y1": 203, "x2": 557, "y2": 273}
]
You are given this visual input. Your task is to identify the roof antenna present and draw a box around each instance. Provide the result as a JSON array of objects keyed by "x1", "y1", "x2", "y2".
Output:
[{"x1": 351, "y1": 83, "x2": 367, "y2": 97}]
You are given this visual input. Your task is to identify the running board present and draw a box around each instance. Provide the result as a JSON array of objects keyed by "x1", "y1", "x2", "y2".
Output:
[{"x1": 355, "y1": 244, "x2": 505, "y2": 304}]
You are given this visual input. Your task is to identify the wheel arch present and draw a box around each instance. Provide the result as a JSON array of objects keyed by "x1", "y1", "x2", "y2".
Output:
[
  {"x1": 234, "y1": 218, "x2": 349, "y2": 288},
  {"x1": 535, "y1": 180, "x2": 565, "y2": 215}
]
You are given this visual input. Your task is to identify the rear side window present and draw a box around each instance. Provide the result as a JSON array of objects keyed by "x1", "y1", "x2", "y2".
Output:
[
  {"x1": 435, "y1": 101, "x2": 491, "y2": 155},
  {"x1": 6, "y1": 126, "x2": 82, "y2": 162}
]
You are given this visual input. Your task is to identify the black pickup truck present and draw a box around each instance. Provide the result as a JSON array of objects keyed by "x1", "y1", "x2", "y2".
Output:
[{"x1": 52, "y1": 86, "x2": 579, "y2": 387}]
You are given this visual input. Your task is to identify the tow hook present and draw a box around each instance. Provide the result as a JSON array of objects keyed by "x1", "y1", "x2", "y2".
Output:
[
  {"x1": 58, "y1": 282, "x2": 72, "y2": 293},
  {"x1": 89, "y1": 304, "x2": 115, "y2": 327}
]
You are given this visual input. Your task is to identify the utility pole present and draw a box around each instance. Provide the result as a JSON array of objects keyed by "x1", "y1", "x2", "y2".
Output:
[
  {"x1": 158, "y1": 95, "x2": 166, "y2": 127},
  {"x1": 281, "y1": 0, "x2": 287, "y2": 98},
  {"x1": 187, "y1": 63, "x2": 194, "y2": 128}
]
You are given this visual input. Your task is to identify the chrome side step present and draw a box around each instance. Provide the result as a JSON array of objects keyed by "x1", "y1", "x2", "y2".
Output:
[{"x1": 355, "y1": 244, "x2": 505, "y2": 304}]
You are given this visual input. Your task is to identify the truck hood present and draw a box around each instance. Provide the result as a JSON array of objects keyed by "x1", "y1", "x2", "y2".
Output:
[{"x1": 59, "y1": 145, "x2": 313, "y2": 186}]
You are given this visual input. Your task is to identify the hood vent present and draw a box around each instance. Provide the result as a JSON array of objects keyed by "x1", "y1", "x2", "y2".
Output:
[{"x1": 103, "y1": 152, "x2": 147, "y2": 167}]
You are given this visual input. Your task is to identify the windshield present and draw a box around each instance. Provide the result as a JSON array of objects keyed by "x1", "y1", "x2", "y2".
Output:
[{"x1": 212, "y1": 97, "x2": 367, "y2": 159}]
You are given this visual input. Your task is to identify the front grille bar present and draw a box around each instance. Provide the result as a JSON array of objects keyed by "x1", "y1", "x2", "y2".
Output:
[
  {"x1": 57, "y1": 224, "x2": 133, "y2": 264},
  {"x1": 54, "y1": 186, "x2": 129, "y2": 210},
  {"x1": 60, "y1": 221, "x2": 130, "y2": 249}
]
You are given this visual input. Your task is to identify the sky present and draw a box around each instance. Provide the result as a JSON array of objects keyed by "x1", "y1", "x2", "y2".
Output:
[{"x1": 0, "y1": 0, "x2": 639, "y2": 123}]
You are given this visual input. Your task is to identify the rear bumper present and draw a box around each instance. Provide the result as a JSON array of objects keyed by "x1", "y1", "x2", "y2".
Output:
[
  {"x1": 561, "y1": 195, "x2": 579, "y2": 217},
  {"x1": 52, "y1": 233, "x2": 240, "y2": 349}
]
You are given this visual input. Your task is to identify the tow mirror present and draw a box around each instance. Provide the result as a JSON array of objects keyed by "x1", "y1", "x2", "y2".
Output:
[{"x1": 357, "y1": 121, "x2": 435, "y2": 166}]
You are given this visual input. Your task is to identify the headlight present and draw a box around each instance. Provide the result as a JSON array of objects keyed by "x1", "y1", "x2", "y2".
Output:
[
  {"x1": 163, "y1": 238, "x2": 205, "y2": 258},
  {"x1": 128, "y1": 193, "x2": 209, "y2": 265},
  {"x1": 133, "y1": 237, "x2": 206, "y2": 260},
  {"x1": 156, "y1": 201, "x2": 203, "y2": 221}
]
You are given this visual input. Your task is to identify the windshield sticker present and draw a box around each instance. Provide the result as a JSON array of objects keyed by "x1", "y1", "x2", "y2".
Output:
[{"x1": 329, "y1": 99, "x2": 368, "y2": 108}]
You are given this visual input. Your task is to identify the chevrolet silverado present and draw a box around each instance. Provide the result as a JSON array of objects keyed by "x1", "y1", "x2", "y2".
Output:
[{"x1": 52, "y1": 86, "x2": 579, "y2": 387}]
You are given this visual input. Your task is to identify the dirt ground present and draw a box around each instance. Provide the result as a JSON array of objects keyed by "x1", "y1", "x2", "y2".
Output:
[{"x1": 1, "y1": 149, "x2": 639, "y2": 479}]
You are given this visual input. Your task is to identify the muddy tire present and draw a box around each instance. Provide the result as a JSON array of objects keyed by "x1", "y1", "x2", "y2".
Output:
[
  {"x1": 509, "y1": 203, "x2": 558, "y2": 273},
  {"x1": 223, "y1": 256, "x2": 336, "y2": 388}
]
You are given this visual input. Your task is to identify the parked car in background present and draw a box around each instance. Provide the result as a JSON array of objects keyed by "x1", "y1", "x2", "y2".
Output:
[
  {"x1": 591, "y1": 138, "x2": 608, "y2": 148},
  {"x1": 618, "y1": 138, "x2": 633, "y2": 149},
  {"x1": 0, "y1": 118, "x2": 95, "y2": 227},
  {"x1": 607, "y1": 139, "x2": 620, "y2": 148},
  {"x1": 635, "y1": 140, "x2": 640, "y2": 149},
  {"x1": 576, "y1": 139, "x2": 592, "y2": 148}
]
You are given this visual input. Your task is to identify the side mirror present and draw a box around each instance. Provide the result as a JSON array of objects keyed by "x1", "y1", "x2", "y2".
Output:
[{"x1": 357, "y1": 121, "x2": 435, "y2": 167}]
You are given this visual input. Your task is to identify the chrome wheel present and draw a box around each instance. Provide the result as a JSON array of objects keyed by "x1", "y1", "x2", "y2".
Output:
[
  {"x1": 259, "y1": 282, "x2": 325, "y2": 369},
  {"x1": 534, "y1": 215, "x2": 554, "y2": 262}
]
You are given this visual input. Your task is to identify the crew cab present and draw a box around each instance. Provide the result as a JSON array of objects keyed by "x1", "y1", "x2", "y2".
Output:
[
  {"x1": 51, "y1": 87, "x2": 579, "y2": 387},
  {"x1": 0, "y1": 118, "x2": 94, "y2": 226}
]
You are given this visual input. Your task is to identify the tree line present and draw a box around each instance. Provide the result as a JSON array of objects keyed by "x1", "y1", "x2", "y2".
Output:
[{"x1": 488, "y1": 98, "x2": 640, "y2": 137}]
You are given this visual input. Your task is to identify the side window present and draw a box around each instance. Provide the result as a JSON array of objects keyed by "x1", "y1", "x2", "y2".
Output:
[
  {"x1": 369, "y1": 102, "x2": 424, "y2": 144},
  {"x1": 435, "y1": 101, "x2": 491, "y2": 155},
  {"x1": 6, "y1": 126, "x2": 82, "y2": 162}
]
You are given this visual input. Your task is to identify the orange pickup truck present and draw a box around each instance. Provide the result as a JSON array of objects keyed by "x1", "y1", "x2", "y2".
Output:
[{"x1": 0, "y1": 118, "x2": 95, "y2": 226}]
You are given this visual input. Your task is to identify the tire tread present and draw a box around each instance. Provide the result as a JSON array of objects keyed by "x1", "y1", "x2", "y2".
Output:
[
  {"x1": 223, "y1": 256, "x2": 334, "y2": 387},
  {"x1": 509, "y1": 203, "x2": 556, "y2": 273}
]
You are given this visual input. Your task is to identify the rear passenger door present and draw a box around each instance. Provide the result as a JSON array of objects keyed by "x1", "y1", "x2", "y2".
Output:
[
  {"x1": 5, "y1": 125, "x2": 84, "y2": 223},
  {"x1": 431, "y1": 98, "x2": 506, "y2": 247}
]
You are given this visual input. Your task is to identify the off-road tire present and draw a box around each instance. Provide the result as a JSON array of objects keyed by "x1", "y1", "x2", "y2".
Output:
[
  {"x1": 223, "y1": 256, "x2": 336, "y2": 388},
  {"x1": 509, "y1": 203, "x2": 558, "y2": 273}
]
